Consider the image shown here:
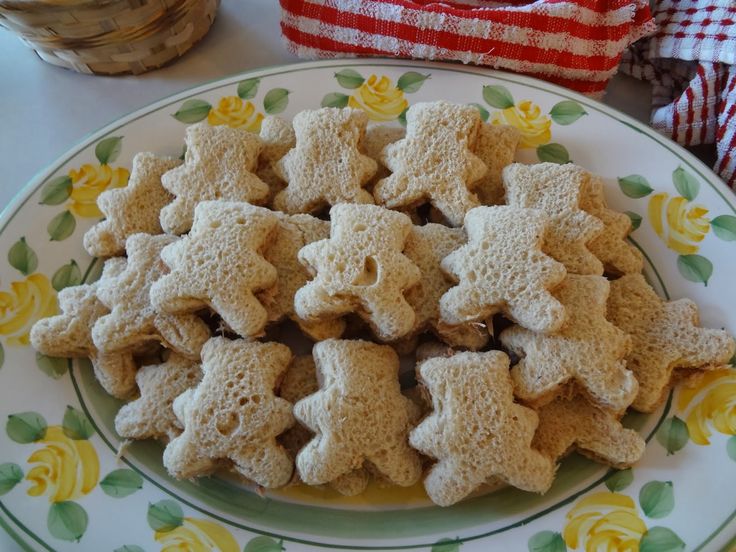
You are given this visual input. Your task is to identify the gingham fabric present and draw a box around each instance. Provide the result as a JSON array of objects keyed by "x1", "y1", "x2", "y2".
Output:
[
  {"x1": 279, "y1": 0, "x2": 656, "y2": 97},
  {"x1": 621, "y1": 0, "x2": 736, "y2": 188}
]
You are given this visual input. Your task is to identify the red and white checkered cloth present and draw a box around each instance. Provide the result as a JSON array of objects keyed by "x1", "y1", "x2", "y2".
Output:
[
  {"x1": 621, "y1": 0, "x2": 736, "y2": 188},
  {"x1": 279, "y1": 0, "x2": 656, "y2": 97}
]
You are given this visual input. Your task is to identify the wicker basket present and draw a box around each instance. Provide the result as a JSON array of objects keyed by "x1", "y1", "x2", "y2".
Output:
[{"x1": 0, "y1": 0, "x2": 219, "y2": 75}]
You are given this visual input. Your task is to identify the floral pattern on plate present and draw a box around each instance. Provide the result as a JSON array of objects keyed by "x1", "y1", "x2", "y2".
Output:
[
  {"x1": 621, "y1": 166, "x2": 736, "y2": 286},
  {"x1": 170, "y1": 78, "x2": 291, "y2": 133}
]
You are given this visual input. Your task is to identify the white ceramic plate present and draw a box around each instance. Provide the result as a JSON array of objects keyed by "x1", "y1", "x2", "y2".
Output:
[{"x1": 1, "y1": 60, "x2": 735, "y2": 552}]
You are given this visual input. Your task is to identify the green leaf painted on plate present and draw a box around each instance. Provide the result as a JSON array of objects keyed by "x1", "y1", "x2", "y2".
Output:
[
  {"x1": 243, "y1": 535, "x2": 286, "y2": 551},
  {"x1": 639, "y1": 526, "x2": 685, "y2": 552},
  {"x1": 147, "y1": 500, "x2": 183, "y2": 532},
  {"x1": 482, "y1": 84, "x2": 514, "y2": 109},
  {"x1": 263, "y1": 88, "x2": 290, "y2": 115},
  {"x1": 549, "y1": 100, "x2": 587, "y2": 125},
  {"x1": 625, "y1": 211, "x2": 643, "y2": 231},
  {"x1": 173, "y1": 99, "x2": 212, "y2": 124},
  {"x1": 397, "y1": 71, "x2": 429, "y2": 93},
  {"x1": 39, "y1": 176, "x2": 73, "y2": 206},
  {"x1": 100, "y1": 468, "x2": 143, "y2": 498},
  {"x1": 536, "y1": 143, "x2": 570, "y2": 164},
  {"x1": 83, "y1": 257, "x2": 104, "y2": 284},
  {"x1": 48, "y1": 501, "x2": 88, "y2": 542},
  {"x1": 727, "y1": 436, "x2": 736, "y2": 461},
  {"x1": 36, "y1": 353, "x2": 68, "y2": 379},
  {"x1": 677, "y1": 254, "x2": 713, "y2": 286},
  {"x1": 618, "y1": 174, "x2": 653, "y2": 198},
  {"x1": 528, "y1": 530, "x2": 566, "y2": 552},
  {"x1": 95, "y1": 136, "x2": 123, "y2": 165},
  {"x1": 639, "y1": 480, "x2": 675, "y2": 519},
  {"x1": 656, "y1": 416, "x2": 690, "y2": 456},
  {"x1": 656, "y1": 416, "x2": 689, "y2": 455},
  {"x1": 52, "y1": 260, "x2": 81, "y2": 291},
  {"x1": 334, "y1": 69, "x2": 365, "y2": 89},
  {"x1": 711, "y1": 215, "x2": 736, "y2": 241},
  {"x1": 672, "y1": 166, "x2": 699, "y2": 201},
  {"x1": 0, "y1": 342, "x2": 4, "y2": 370},
  {"x1": 605, "y1": 468, "x2": 633, "y2": 492},
  {"x1": 8, "y1": 237, "x2": 38, "y2": 276},
  {"x1": 237, "y1": 78, "x2": 261, "y2": 100},
  {"x1": 6, "y1": 411, "x2": 47, "y2": 443},
  {"x1": 47, "y1": 210, "x2": 76, "y2": 241},
  {"x1": 469, "y1": 103, "x2": 490, "y2": 122},
  {"x1": 62, "y1": 405, "x2": 95, "y2": 440},
  {"x1": 0, "y1": 463, "x2": 23, "y2": 496},
  {"x1": 431, "y1": 537, "x2": 461, "y2": 552},
  {"x1": 398, "y1": 107, "x2": 409, "y2": 127},
  {"x1": 321, "y1": 92, "x2": 350, "y2": 108},
  {"x1": 114, "y1": 546, "x2": 145, "y2": 552}
]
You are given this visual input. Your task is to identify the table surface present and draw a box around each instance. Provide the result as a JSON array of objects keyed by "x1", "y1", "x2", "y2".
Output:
[{"x1": 0, "y1": 1, "x2": 654, "y2": 550}]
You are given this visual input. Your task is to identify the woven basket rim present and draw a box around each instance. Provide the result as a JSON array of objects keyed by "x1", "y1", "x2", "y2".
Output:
[
  {"x1": 0, "y1": 0, "x2": 180, "y2": 11},
  {"x1": 0, "y1": 0, "x2": 219, "y2": 75}
]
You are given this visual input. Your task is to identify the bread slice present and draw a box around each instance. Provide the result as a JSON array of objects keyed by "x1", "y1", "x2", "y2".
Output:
[
  {"x1": 294, "y1": 339, "x2": 422, "y2": 488},
  {"x1": 608, "y1": 273, "x2": 735, "y2": 412},
  {"x1": 374, "y1": 101, "x2": 486, "y2": 226},
  {"x1": 440, "y1": 205, "x2": 567, "y2": 333},
  {"x1": 160, "y1": 122, "x2": 269, "y2": 234},
  {"x1": 533, "y1": 395, "x2": 645, "y2": 468},
  {"x1": 273, "y1": 107, "x2": 376, "y2": 214},
  {"x1": 502, "y1": 275, "x2": 637, "y2": 413},
  {"x1": 503, "y1": 162, "x2": 604, "y2": 275},
  {"x1": 295, "y1": 204, "x2": 421, "y2": 341},
  {"x1": 410, "y1": 350, "x2": 555, "y2": 506},
  {"x1": 115, "y1": 353, "x2": 202, "y2": 442},
  {"x1": 163, "y1": 337, "x2": 294, "y2": 487},
  {"x1": 30, "y1": 258, "x2": 137, "y2": 398}
]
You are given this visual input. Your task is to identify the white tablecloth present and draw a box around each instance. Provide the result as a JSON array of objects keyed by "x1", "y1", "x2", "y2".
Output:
[{"x1": 0, "y1": 1, "x2": 653, "y2": 549}]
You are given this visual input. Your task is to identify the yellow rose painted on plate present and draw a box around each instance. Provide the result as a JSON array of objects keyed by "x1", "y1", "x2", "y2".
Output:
[
  {"x1": 563, "y1": 492, "x2": 647, "y2": 551},
  {"x1": 68, "y1": 163, "x2": 129, "y2": 218},
  {"x1": 0, "y1": 273, "x2": 57, "y2": 346},
  {"x1": 208, "y1": 96, "x2": 264, "y2": 132},
  {"x1": 155, "y1": 517, "x2": 239, "y2": 552},
  {"x1": 648, "y1": 192, "x2": 710, "y2": 255},
  {"x1": 348, "y1": 75, "x2": 408, "y2": 122},
  {"x1": 491, "y1": 100, "x2": 552, "y2": 148},
  {"x1": 25, "y1": 426, "x2": 99, "y2": 503},
  {"x1": 677, "y1": 368, "x2": 736, "y2": 445}
]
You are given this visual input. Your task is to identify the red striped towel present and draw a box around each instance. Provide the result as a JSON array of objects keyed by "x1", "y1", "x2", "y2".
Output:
[
  {"x1": 621, "y1": 0, "x2": 736, "y2": 189},
  {"x1": 279, "y1": 0, "x2": 657, "y2": 97}
]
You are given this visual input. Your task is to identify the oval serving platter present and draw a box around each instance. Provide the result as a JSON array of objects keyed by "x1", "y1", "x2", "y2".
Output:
[{"x1": 0, "y1": 60, "x2": 735, "y2": 552}]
